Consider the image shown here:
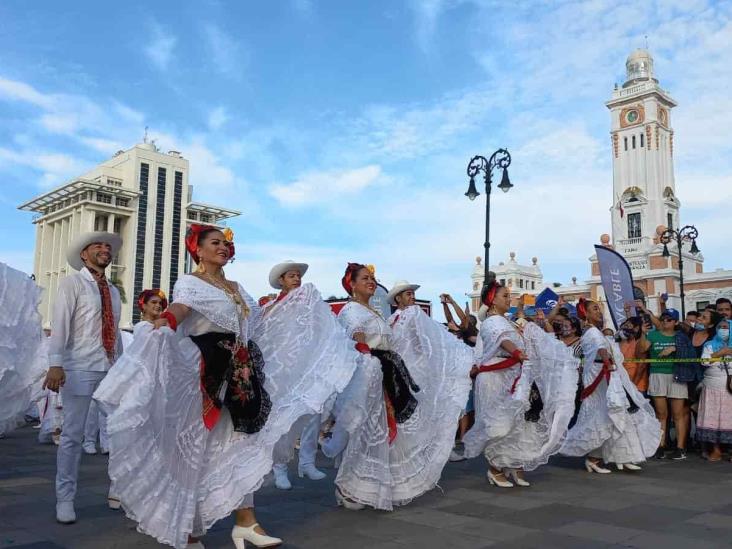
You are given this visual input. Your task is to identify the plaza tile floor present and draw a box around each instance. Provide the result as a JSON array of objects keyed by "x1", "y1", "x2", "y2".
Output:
[{"x1": 2, "y1": 425, "x2": 732, "y2": 548}]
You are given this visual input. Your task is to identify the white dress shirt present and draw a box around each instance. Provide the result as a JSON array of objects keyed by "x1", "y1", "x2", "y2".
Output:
[{"x1": 48, "y1": 268, "x2": 122, "y2": 372}]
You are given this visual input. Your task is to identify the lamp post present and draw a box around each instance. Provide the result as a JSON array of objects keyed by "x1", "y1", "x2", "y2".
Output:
[
  {"x1": 659, "y1": 225, "x2": 700, "y2": 318},
  {"x1": 464, "y1": 148, "x2": 512, "y2": 289}
]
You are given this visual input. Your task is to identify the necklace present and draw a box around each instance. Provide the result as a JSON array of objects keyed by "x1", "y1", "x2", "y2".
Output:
[
  {"x1": 353, "y1": 298, "x2": 383, "y2": 319},
  {"x1": 196, "y1": 272, "x2": 250, "y2": 317}
]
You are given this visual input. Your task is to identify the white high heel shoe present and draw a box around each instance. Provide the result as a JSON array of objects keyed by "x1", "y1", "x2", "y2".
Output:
[
  {"x1": 506, "y1": 469, "x2": 531, "y2": 487},
  {"x1": 186, "y1": 542, "x2": 205, "y2": 549},
  {"x1": 585, "y1": 458, "x2": 611, "y2": 474},
  {"x1": 486, "y1": 469, "x2": 514, "y2": 488},
  {"x1": 616, "y1": 463, "x2": 642, "y2": 471},
  {"x1": 335, "y1": 487, "x2": 365, "y2": 510},
  {"x1": 231, "y1": 524, "x2": 282, "y2": 549}
]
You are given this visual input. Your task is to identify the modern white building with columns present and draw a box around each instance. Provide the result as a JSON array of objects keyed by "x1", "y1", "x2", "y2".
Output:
[{"x1": 19, "y1": 140, "x2": 240, "y2": 329}]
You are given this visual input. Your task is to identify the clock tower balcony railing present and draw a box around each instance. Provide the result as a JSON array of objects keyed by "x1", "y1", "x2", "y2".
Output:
[{"x1": 617, "y1": 236, "x2": 652, "y2": 255}]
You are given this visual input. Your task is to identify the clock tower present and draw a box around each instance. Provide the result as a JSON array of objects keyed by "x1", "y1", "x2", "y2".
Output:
[{"x1": 606, "y1": 49, "x2": 679, "y2": 255}]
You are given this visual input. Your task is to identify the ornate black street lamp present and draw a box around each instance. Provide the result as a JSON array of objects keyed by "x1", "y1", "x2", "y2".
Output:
[
  {"x1": 660, "y1": 224, "x2": 700, "y2": 318},
  {"x1": 464, "y1": 148, "x2": 512, "y2": 289}
]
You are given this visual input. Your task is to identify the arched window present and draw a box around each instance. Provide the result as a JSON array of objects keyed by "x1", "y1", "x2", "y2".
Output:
[
  {"x1": 632, "y1": 135, "x2": 636, "y2": 149},
  {"x1": 640, "y1": 133, "x2": 644, "y2": 148},
  {"x1": 624, "y1": 137, "x2": 628, "y2": 151}
]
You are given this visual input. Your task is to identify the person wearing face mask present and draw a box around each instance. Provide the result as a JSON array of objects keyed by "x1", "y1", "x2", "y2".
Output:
[
  {"x1": 617, "y1": 315, "x2": 651, "y2": 395},
  {"x1": 462, "y1": 280, "x2": 579, "y2": 488},
  {"x1": 561, "y1": 299, "x2": 661, "y2": 473},
  {"x1": 692, "y1": 309, "x2": 723, "y2": 358},
  {"x1": 696, "y1": 320, "x2": 732, "y2": 462}
]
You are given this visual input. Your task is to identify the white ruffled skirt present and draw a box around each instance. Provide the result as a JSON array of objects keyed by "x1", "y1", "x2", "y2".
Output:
[
  {"x1": 464, "y1": 326, "x2": 579, "y2": 471},
  {"x1": 561, "y1": 355, "x2": 661, "y2": 464},
  {"x1": 95, "y1": 319, "x2": 356, "y2": 549},
  {"x1": 325, "y1": 307, "x2": 474, "y2": 510},
  {"x1": 0, "y1": 263, "x2": 46, "y2": 436}
]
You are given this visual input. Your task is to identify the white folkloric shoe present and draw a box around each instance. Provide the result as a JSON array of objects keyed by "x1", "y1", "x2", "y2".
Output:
[
  {"x1": 617, "y1": 463, "x2": 642, "y2": 471},
  {"x1": 335, "y1": 487, "x2": 365, "y2": 510},
  {"x1": 186, "y1": 542, "x2": 205, "y2": 549},
  {"x1": 56, "y1": 501, "x2": 76, "y2": 524},
  {"x1": 486, "y1": 470, "x2": 514, "y2": 488},
  {"x1": 585, "y1": 459, "x2": 612, "y2": 474},
  {"x1": 272, "y1": 465, "x2": 292, "y2": 490},
  {"x1": 506, "y1": 469, "x2": 531, "y2": 487},
  {"x1": 298, "y1": 463, "x2": 326, "y2": 481},
  {"x1": 231, "y1": 524, "x2": 282, "y2": 548}
]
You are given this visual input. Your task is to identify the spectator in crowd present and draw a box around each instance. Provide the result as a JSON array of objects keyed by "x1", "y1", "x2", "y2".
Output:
[
  {"x1": 696, "y1": 319, "x2": 732, "y2": 462},
  {"x1": 645, "y1": 308, "x2": 690, "y2": 460},
  {"x1": 441, "y1": 293, "x2": 477, "y2": 462},
  {"x1": 716, "y1": 298, "x2": 732, "y2": 320},
  {"x1": 692, "y1": 309, "x2": 723, "y2": 358},
  {"x1": 686, "y1": 310, "x2": 700, "y2": 326},
  {"x1": 618, "y1": 312, "x2": 651, "y2": 394}
]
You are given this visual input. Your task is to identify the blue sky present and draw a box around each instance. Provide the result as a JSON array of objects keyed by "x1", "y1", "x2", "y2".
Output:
[{"x1": 1, "y1": 0, "x2": 730, "y2": 309}]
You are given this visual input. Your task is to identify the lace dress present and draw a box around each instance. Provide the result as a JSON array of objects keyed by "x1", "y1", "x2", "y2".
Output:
[
  {"x1": 94, "y1": 275, "x2": 348, "y2": 548},
  {"x1": 253, "y1": 283, "x2": 361, "y2": 463},
  {"x1": 0, "y1": 262, "x2": 48, "y2": 435},
  {"x1": 561, "y1": 326, "x2": 660, "y2": 463},
  {"x1": 463, "y1": 316, "x2": 579, "y2": 470},
  {"x1": 387, "y1": 305, "x2": 474, "y2": 503}
]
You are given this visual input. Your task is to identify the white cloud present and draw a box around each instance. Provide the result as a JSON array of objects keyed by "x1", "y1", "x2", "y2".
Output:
[
  {"x1": 269, "y1": 165, "x2": 383, "y2": 206},
  {"x1": 0, "y1": 77, "x2": 54, "y2": 108},
  {"x1": 144, "y1": 21, "x2": 177, "y2": 70},
  {"x1": 202, "y1": 23, "x2": 247, "y2": 79},
  {"x1": 0, "y1": 146, "x2": 88, "y2": 188},
  {"x1": 207, "y1": 106, "x2": 228, "y2": 130}
]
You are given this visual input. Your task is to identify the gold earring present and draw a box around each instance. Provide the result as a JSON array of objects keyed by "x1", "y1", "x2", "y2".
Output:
[{"x1": 196, "y1": 262, "x2": 206, "y2": 274}]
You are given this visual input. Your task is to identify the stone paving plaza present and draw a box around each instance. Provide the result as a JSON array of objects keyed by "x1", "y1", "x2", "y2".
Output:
[{"x1": 2, "y1": 425, "x2": 732, "y2": 549}]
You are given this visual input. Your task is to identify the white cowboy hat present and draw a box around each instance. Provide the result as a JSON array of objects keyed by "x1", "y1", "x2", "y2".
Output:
[
  {"x1": 66, "y1": 231, "x2": 122, "y2": 271},
  {"x1": 269, "y1": 260, "x2": 309, "y2": 289},
  {"x1": 387, "y1": 280, "x2": 421, "y2": 306}
]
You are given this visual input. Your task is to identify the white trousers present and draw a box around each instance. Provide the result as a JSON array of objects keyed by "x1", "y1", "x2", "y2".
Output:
[
  {"x1": 56, "y1": 371, "x2": 106, "y2": 503},
  {"x1": 274, "y1": 414, "x2": 322, "y2": 470},
  {"x1": 83, "y1": 400, "x2": 108, "y2": 450}
]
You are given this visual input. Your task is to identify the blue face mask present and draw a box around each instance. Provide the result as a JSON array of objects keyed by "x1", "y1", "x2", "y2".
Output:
[
  {"x1": 718, "y1": 329, "x2": 730, "y2": 341},
  {"x1": 694, "y1": 322, "x2": 707, "y2": 332}
]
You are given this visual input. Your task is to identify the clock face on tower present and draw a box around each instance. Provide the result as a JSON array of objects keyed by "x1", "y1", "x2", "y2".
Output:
[{"x1": 620, "y1": 105, "x2": 645, "y2": 128}]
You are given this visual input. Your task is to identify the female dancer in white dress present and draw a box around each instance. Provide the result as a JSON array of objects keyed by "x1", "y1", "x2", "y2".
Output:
[
  {"x1": 386, "y1": 280, "x2": 474, "y2": 497},
  {"x1": 0, "y1": 262, "x2": 47, "y2": 437},
  {"x1": 95, "y1": 225, "x2": 355, "y2": 548},
  {"x1": 561, "y1": 299, "x2": 661, "y2": 472},
  {"x1": 322, "y1": 264, "x2": 467, "y2": 510},
  {"x1": 463, "y1": 281, "x2": 579, "y2": 487}
]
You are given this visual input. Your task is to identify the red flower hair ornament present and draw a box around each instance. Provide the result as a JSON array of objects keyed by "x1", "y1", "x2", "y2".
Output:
[
  {"x1": 481, "y1": 280, "x2": 502, "y2": 309},
  {"x1": 137, "y1": 289, "x2": 168, "y2": 312},
  {"x1": 185, "y1": 223, "x2": 235, "y2": 264},
  {"x1": 576, "y1": 298, "x2": 589, "y2": 321},
  {"x1": 341, "y1": 263, "x2": 375, "y2": 296}
]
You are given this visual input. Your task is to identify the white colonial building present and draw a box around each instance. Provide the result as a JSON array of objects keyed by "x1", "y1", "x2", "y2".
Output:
[
  {"x1": 467, "y1": 49, "x2": 732, "y2": 314},
  {"x1": 19, "y1": 140, "x2": 240, "y2": 329},
  {"x1": 468, "y1": 253, "x2": 543, "y2": 311}
]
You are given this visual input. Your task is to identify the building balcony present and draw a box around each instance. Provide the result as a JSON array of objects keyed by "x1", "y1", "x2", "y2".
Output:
[{"x1": 617, "y1": 237, "x2": 652, "y2": 255}]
